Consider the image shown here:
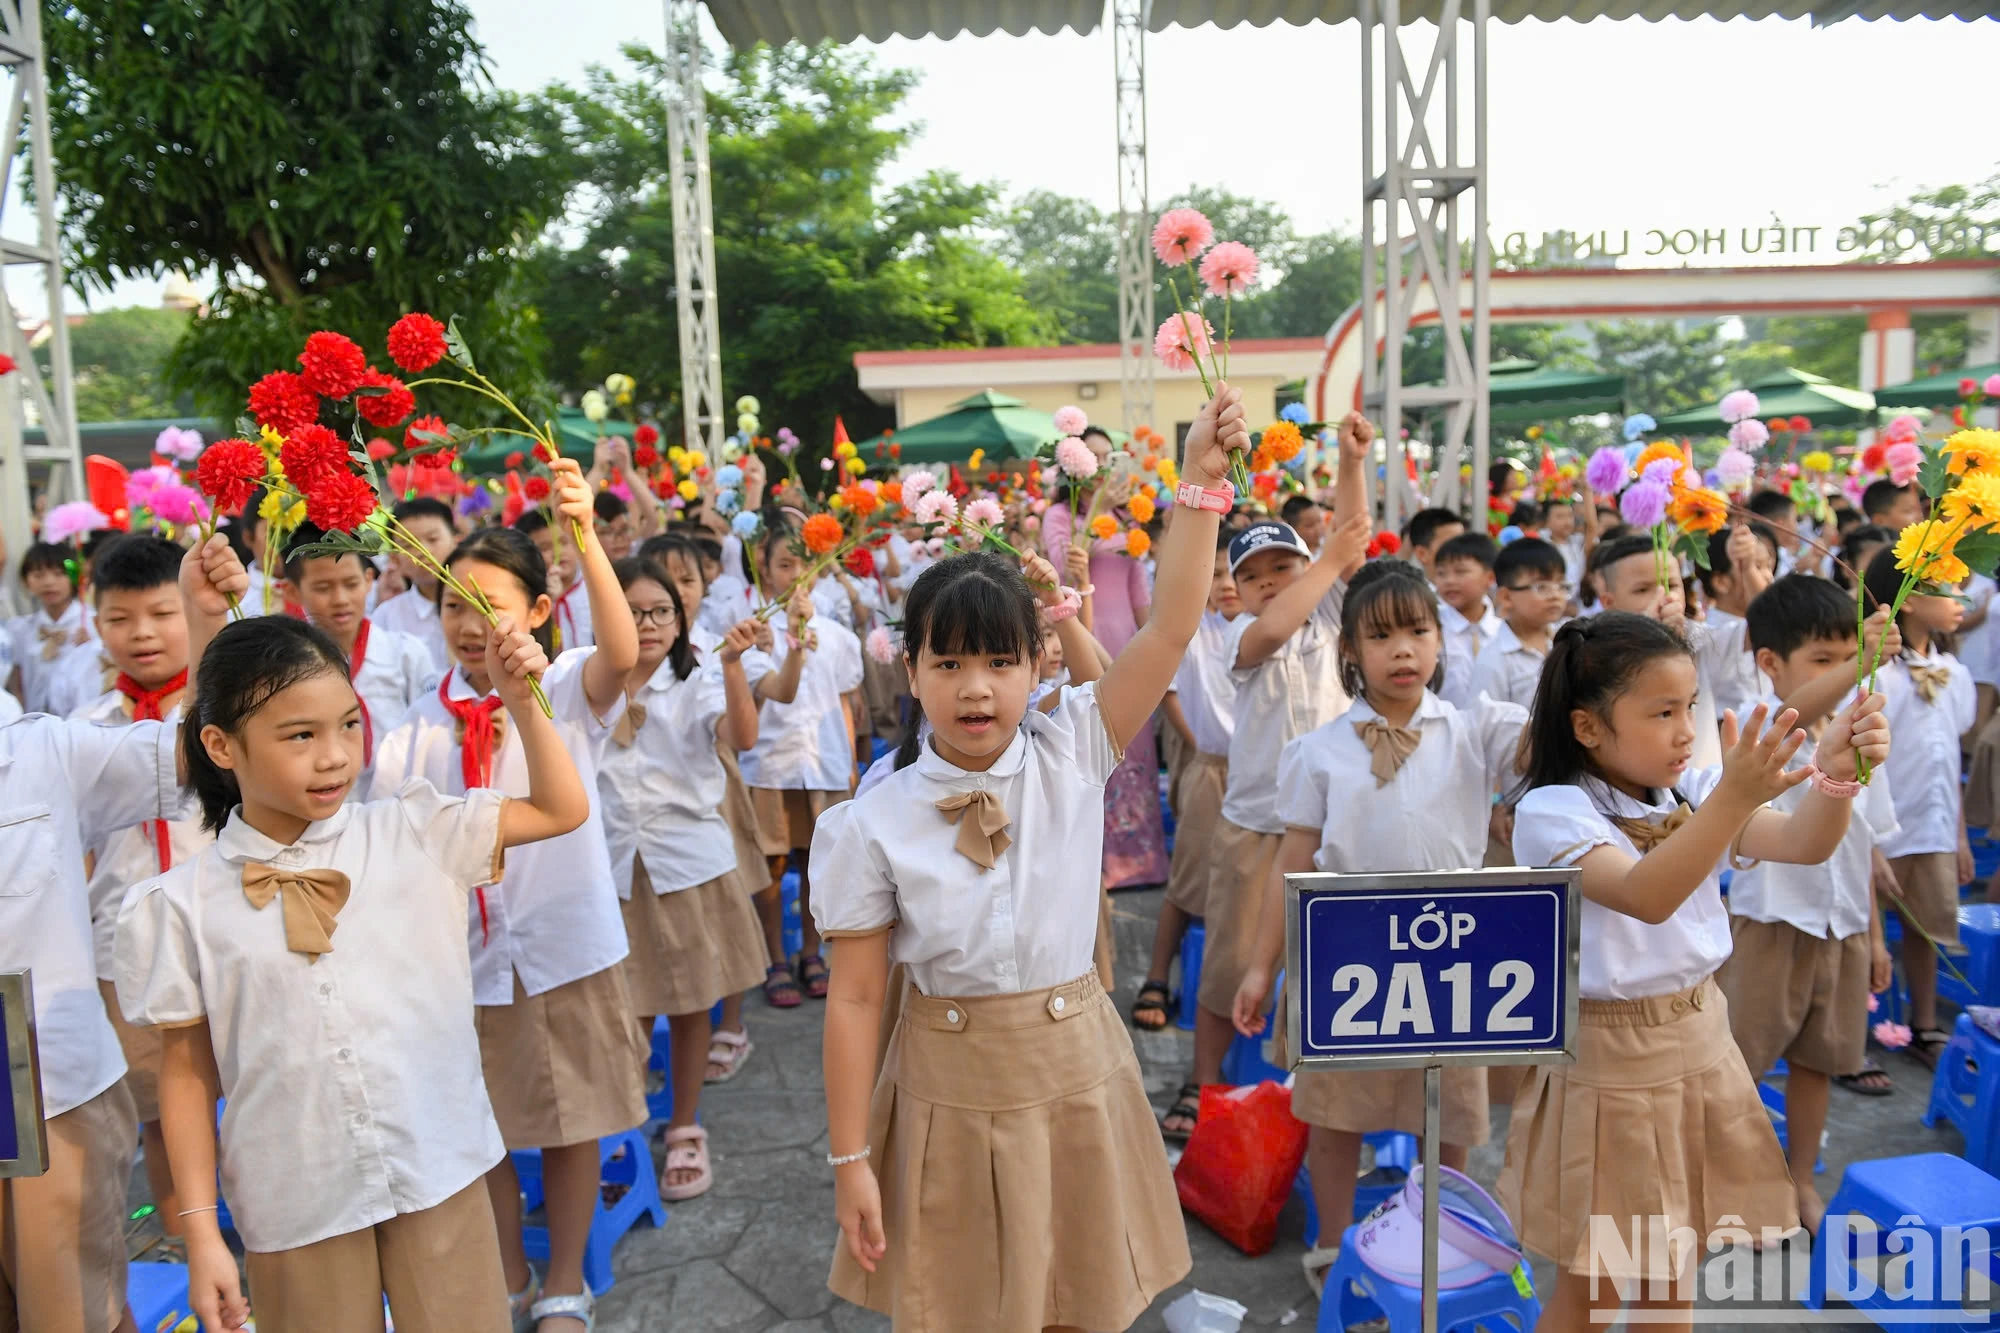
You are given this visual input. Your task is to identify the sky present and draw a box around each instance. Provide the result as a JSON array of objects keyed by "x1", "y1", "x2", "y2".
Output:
[{"x1": 17, "y1": 3, "x2": 2000, "y2": 319}]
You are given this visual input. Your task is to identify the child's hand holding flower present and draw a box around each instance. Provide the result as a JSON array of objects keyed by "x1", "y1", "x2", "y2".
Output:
[
  {"x1": 1019, "y1": 550, "x2": 1062, "y2": 606},
  {"x1": 1180, "y1": 383, "x2": 1246, "y2": 490},
  {"x1": 550, "y1": 457, "x2": 594, "y2": 535},
  {"x1": 720, "y1": 619, "x2": 759, "y2": 663},
  {"x1": 1815, "y1": 691, "x2": 1890, "y2": 783},
  {"x1": 180, "y1": 531, "x2": 250, "y2": 622},
  {"x1": 487, "y1": 616, "x2": 550, "y2": 711},
  {"x1": 1715, "y1": 702, "x2": 1812, "y2": 811}
]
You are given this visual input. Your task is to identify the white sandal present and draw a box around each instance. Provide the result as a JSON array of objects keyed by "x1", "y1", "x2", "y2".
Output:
[
  {"x1": 530, "y1": 1288, "x2": 594, "y2": 1333},
  {"x1": 705, "y1": 1027, "x2": 754, "y2": 1084},
  {"x1": 507, "y1": 1270, "x2": 542, "y2": 1333},
  {"x1": 660, "y1": 1124, "x2": 714, "y2": 1201},
  {"x1": 1302, "y1": 1245, "x2": 1342, "y2": 1298}
]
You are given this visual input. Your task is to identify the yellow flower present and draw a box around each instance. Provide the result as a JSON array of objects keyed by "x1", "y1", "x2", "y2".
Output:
[
  {"x1": 1157, "y1": 458, "x2": 1179, "y2": 488},
  {"x1": 257, "y1": 424, "x2": 285, "y2": 458},
  {"x1": 845, "y1": 456, "x2": 867, "y2": 476},
  {"x1": 1128, "y1": 491, "x2": 1156, "y2": 524},
  {"x1": 682, "y1": 450, "x2": 707, "y2": 471},
  {"x1": 285, "y1": 500, "x2": 306, "y2": 528},
  {"x1": 968, "y1": 449, "x2": 985, "y2": 471},
  {"x1": 1893, "y1": 518, "x2": 1969, "y2": 586},
  {"x1": 669, "y1": 446, "x2": 687, "y2": 466},
  {"x1": 1945, "y1": 428, "x2": 2000, "y2": 477},
  {"x1": 1943, "y1": 470, "x2": 2000, "y2": 531},
  {"x1": 834, "y1": 441, "x2": 858, "y2": 461},
  {"x1": 1800, "y1": 450, "x2": 1834, "y2": 474},
  {"x1": 677, "y1": 479, "x2": 699, "y2": 501},
  {"x1": 605, "y1": 373, "x2": 635, "y2": 398},
  {"x1": 258, "y1": 490, "x2": 289, "y2": 523},
  {"x1": 1526, "y1": 425, "x2": 1543, "y2": 441},
  {"x1": 828, "y1": 494, "x2": 846, "y2": 511}
]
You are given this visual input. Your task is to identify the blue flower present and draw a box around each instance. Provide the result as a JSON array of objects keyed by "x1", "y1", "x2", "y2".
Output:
[
  {"x1": 716, "y1": 490, "x2": 741, "y2": 516},
  {"x1": 1621, "y1": 413, "x2": 1656, "y2": 443},
  {"x1": 1497, "y1": 524, "x2": 1523, "y2": 545},
  {"x1": 1280, "y1": 403, "x2": 1310, "y2": 425},
  {"x1": 731, "y1": 510, "x2": 761, "y2": 537},
  {"x1": 716, "y1": 464, "x2": 743, "y2": 490}
]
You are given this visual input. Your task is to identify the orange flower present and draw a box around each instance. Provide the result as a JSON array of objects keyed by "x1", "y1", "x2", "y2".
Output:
[
  {"x1": 839, "y1": 483, "x2": 880, "y2": 517},
  {"x1": 802, "y1": 512, "x2": 843, "y2": 555},
  {"x1": 1141, "y1": 454, "x2": 1159, "y2": 473},
  {"x1": 880, "y1": 481, "x2": 904, "y2": 507},
  {"x1": 1634, "y1": 440, "x2": 1685, "y2": 475},
  {"x1": 1260, "y1": 420, "x2": 1304, "y2": 462},
  {"x1": 1089, "y1": 513, "x2": 1118, "y2": 540},
  {"x1": 1125, "y1": 528, "x2": 1151, "y2": 558},
  {"x1": 1127, "y1": 491, "x2": 1156, "y2": 524},
  {"x1": 1668, "y1": 486, "x2": 1728, "y2": 536},
  {"x1": 1252, "y1": 448, "x2": 1276, "y2": 474}
]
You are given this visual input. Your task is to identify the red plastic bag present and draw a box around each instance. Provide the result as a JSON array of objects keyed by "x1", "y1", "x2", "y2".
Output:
[{"x1": 1173, "y1": 1079, "x2": 1310, "y2": 1256}]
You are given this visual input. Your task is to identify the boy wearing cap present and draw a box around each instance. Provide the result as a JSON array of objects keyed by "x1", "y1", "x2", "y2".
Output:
[{"x1": 1159, "y1": 412, "x2": 1374, "y2": 1141}]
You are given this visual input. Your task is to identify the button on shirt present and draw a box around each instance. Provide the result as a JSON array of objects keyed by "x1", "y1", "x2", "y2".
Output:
[
  {"x1": 8, "y1": 600, "x2": 96, "y2": 714},
  {"x1": 371, "y1": 588, "x2": 451, "y2": 672},
  {"x1": 811, "y1": 684, "x2": 1124, "y2": 997},
  {"x1": 1879, "y1": 649, "x2": 1977, "y2": 858},
  {"x1": 1468, "y1": 622, "x2": 1547, "y2": 711},
  {"x1": 0, "y1": 715, "x2": 178, "y2": 1115},
  {"x1": 1728, "y1": 707, "x2": 1897, "y2": 940},
  {"x1": 1171, "y1": 611, "x2": 1240, "y2": 758},
  {"x1": 598, "y1": 655, "x2": 740, "y2": 897},
  {"x1": 113, "y1": 781, "x2": 508, "y2": 1253},
  {"x1": 1514, "y1": 768, "x2": 1733, "y2": 1000},
  {"x1": 738, "y1": 609, "x2": 863, "y2": 793},
  {"x1": 1221, "y1": 582, "x2": 1350, "y2": 834},
  {"x1": 1279, "y1": 692, "x2": 1527, "y2": 873},
  {"x1": 369, "y1": 649, "x2": 628, "y2": 1004}
]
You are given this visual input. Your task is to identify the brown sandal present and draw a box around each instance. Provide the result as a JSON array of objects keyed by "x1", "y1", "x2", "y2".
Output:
[
  {"x1": 1131, "y1": 980, "x2": 1172, "y2": 1031},
  {"x1": 1160, "y1": 1080, "x2": 1201, "y2": 1142}
]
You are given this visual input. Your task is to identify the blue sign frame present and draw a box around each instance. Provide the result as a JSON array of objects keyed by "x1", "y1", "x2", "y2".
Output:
[
  {"x1": 1285, "y1": 868, "x2": 1581, "y2": 1072},
  {"x1": 1, "y1": 971, "x2": 48, "y2": 1178}
]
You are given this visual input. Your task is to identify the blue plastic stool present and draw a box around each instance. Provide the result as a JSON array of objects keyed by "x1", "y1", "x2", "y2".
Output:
[
  {"x1": 128, "y1": 1261, "x2": 195, "y2": 1332},
  {"x1": 1176, "y1": 921, "x2": 1205, "y2": 1031},
  {"x1": 511, "y1": 1128, "x2": 667, "y2": 1296},
  {"x1": 1880, "y1": 914, "x2": 1910, "y2": 1027},
  {"x1": 781, "y1": 868, "x2": 804, "y2": 959},
  {"x1": 1940, "y1": 905, "x2": 2000, "y2": 1011},
  {"x1": 1805, "y1": 1152, "x2": 2000, "y2": 1330},
  {"x1": 1300, "y1": 1132, "x2": 1421, "y2": 1248},
  {"x1": 1971, "y1": 825, "x2": 2000, "y2": 884},
  {"x1": 1757, "y1": 1078, "x2": 1826, "y2": 1174},
  {"x1": 1317, "y1": 1222, "x2": 1540, "y2": 1332},
  {"x1": 646, "y1": 1017, "x2": 674, "y2": 1123},
  {"x1": 1923, "y1": 1013, "x2": 2000, "y2": 1174},
  {"x1": 1160, "y1": 769, "x2": 1177, "y2": 856}
]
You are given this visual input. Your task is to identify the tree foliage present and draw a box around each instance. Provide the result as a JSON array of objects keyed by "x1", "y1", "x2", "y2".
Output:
[
  {"x1": 42, "y1": 0, "x2": 568, "y2": 419},
  {"x1": 33, "y1": 306, "x2": 196, "y2": 421}
]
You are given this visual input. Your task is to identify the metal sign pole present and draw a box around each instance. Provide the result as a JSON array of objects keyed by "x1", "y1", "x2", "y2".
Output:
[{"x1": 1422, "y1": 1064, "x2": 1441, "y2": 1333}]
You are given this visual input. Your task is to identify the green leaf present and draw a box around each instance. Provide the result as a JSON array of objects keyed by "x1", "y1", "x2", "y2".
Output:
[
  {"x1": 1955, "y1": 529, "x2": 2000, "y2": 578},
  {"x1": 1919, "y1": 447, "x2": 1952, "y2": 502},
  {"x1": 445, "y1": 317, "x2": 478, "y2": 375},
  {"x1": 234, "y1": 415, "x2": 259, "y2": 442},
  {"x1": 285, "y1": 527, "x2": 385, "y2": 561}
]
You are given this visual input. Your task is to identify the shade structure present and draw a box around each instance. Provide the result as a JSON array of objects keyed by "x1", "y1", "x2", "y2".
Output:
[
  {"x1": 1873, "y1": 363, "x2": 2000, "y2": 410},
  {"x1": 460, "y1": 408, "x2": 637, "y2": 474},
  {"x1": 878, "y1": 390, "x2": 1062, "y2": 466},
  {"x1": 1655, "y1": 369, "x2": 1880, "y2": 434},
  {"x1": 1414, "y1": 359, "x2": 1627, "y2": 427}
]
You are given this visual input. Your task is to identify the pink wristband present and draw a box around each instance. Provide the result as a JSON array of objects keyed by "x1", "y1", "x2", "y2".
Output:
[
  {"x1": 1043, "y1": 586, "x2": 1084, "y2": 623},
  {"x1": 1810, "y1": 766, "x2": 1862, "y2": 799}
]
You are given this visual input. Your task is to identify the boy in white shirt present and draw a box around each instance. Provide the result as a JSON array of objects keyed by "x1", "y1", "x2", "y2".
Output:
[
  {"x1": 1545, "y1": 498, "x2": 1586, "y2": 590},
  {"x1": 1468, "y1": 536, "x2": 1567, "y2": 710},
  {"x1": 369, "y1": 497, "x2": 457, "y2": 669},
  {"x1": 8, "y1": 540, "x2": 96, "y2": 711},
  {"x1": 1432, "y1": 530, "x2": 1502, "y2": 709},
  {"x1": 1718, "y1": 575, "x2": 1898, "y2": 1234},
  {"x1": 1694, "y1": 523, "x2": 1778, "y2": 726},
  {"x1": 1402, "y1": 506, "x2": 1466, "y2": 582}
]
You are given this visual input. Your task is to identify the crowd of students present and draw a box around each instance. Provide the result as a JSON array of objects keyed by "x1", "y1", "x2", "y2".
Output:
[{"x1": 2, "y1": 392, "x2": 1967, "y2": 1333}]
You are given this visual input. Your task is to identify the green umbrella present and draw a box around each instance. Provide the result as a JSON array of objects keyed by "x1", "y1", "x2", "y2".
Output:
[
  {"x1": 876, "y1": 390, "x2": 1062, "y2": 467},
  {"x1": 1656, "y1": 369, "x2": 1880, "y2": 434},
  {"x1": 1873, "y1": 363, "x2": 2000, "y2": 411},
  {"x1": 459, "y1": 407, "x2": 636, "y2": 473},
  {"x1": 1410, "y1": 360, "x2": 1626, "y2": 429}
]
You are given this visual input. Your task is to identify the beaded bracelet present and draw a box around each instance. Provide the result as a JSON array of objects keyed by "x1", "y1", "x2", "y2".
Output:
[{"x1": 827, "y1": 1146, "x2": 872, "y2": 1168}]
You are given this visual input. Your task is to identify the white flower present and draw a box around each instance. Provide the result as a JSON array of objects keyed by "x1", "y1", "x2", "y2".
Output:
[{"x1": 581, "y1": 389, "x2": 608, "y2": 423}]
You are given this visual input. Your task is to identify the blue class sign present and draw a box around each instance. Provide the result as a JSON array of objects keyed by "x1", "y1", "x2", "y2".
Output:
[
  {"x1": 1, "y1": 972, "x2": 49, "y2": 1178},
  {"x1": 1285, "y1": 869, "x2": 1581, "y2": 1072}
]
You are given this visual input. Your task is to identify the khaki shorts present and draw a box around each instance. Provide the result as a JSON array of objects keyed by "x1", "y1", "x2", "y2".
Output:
[
  {"x1": 749, "y1": 786, "x2": 846, "y2": 856},
  {"x1": 1196, "y1": 818, "x2": 1282, "y2": 1020},
  {"x1": 0, "y1": 1082, "x2": 137, "y2": 1333},
  {"x1": 1718, "y1": 918, "x2": 1871, "y2": 1078},
  {"x1": 477, "y1": 966, "x2": 648, "y2": 1150},
  {"x1": 1888, "y1": 851, "x2": 1961, "y2": 947}
]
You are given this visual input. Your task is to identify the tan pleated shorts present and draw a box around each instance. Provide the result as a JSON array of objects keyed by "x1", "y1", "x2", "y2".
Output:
[
  {"x1": 830, "y1": 972, "x2": 1191, "y2": 1332},
  {"x1": 1497, "y1": 977, "x2": 1798, "y2": 1280},
  {"x1": 1292, "y1": 1066, "x2": 1492, "y2": 1146},
  {"x1": 716, "y1": 743, "x2": 770, "y2": 897},
  {"x1": 1888, "y1": 851, "x2": 1962, "y2": 946},
  {"x1": 1197, "y1": 818, "x2": 1281, "y2": 1020},
  {"x1": 476, "y1": 965, "x2": 648, "y2": 1150},
  {"x1": 0, "y1": 1082, "x2": 135, "y2": 1333},
  {"x1": 244, "y1": 1178, "x2": 509, "y2": 1333},
  {"x1": 1718, "y1": 918, "x2": 1871, "y2": 1079},
  {"x1": 750, "y1": 786, "x2": 845, "y2": 856},
  {"x1": 98, "y1": 977, "x2": 163, "y2": 1122},
  {"x1": 622, "y1": 861, "x2": 770, "y2": 1018},
  {"x1": 1164, "y1": 753, "x2": 1227, "y2": 916}
]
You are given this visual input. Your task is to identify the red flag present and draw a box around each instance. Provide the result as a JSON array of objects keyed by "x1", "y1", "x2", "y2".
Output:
[
  {"x1": 832, "y1": 416, "x2": 851, "y2": 449},
  {"x1": 86, "y1": 455, "x2": 131, "y2": 530},
  {"x1": 1538, "y1": 445, "x2": 1559, "y2": 483}
]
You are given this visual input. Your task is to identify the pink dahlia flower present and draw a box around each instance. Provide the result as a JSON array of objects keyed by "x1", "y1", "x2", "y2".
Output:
[{"x1": 1150, "y1": 209, "x2": 1214, "y2": 267}]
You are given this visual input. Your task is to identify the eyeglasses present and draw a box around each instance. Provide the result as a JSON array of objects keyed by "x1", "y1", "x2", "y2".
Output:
[
  {"x1": 1504, "y1": 581, "x2": 1572, "y2": 598},
  {"x1": 630, "y1": 606, "x2": 678, "y2": 628}
]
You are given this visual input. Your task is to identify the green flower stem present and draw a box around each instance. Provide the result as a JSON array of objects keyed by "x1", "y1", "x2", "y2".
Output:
[
  {"x1": 1855, "y1": 506, "x2": 1967, "y2": 782},
  {"x1": 197, "y1": 515, "x2": 243, "y2": 621}
]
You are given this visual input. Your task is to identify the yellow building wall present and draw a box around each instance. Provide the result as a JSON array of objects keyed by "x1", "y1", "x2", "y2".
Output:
[{"x1": 894, "y1": 377, "x2": 1286, "y2": 439}]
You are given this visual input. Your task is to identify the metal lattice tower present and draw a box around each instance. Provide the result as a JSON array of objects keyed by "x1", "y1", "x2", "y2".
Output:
[
  {"x1": 664, "y1": 0, "x2": 726, "y2": 455},
  {"x1": 1359, "y1": 0, "x2": 1490, "y2": 528},
  {"x1": 1111, "y1": 0, "x2": 1155, "y2": 442},
  {"x1": 0, "y1": 0, "x2": 82, "y2": 557}
]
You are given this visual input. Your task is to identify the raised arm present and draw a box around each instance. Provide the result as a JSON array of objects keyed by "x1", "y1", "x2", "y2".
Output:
[
  {"x1": 1234, "y1": 512, "x2": 1370, "y2": 670},
  {"x1": 717, "y1": 620, "x2": 763, "y2": 752},
  {"x1": 490, "y1": 618, "x2": 591, "y2": 848},
  {"x1": 551, "y1": 456, "x2": 639, "y2": 713},
  {"x1": 178, "y1": 533, "x2": 250, "y2": 697}
]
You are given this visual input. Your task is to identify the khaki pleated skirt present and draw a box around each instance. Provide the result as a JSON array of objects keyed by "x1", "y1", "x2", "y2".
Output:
[
  {"x1": 477, "y1": 965, "x2": 649, "y2": 1150},
  {"x1": 1292, "y1": 1067, "x2": 1492, "y2": 1145},
  {"x1": 1197, "y1": 819, "x2": 1281, "y2": 1019},
  {"x1": 621, "y1": 860, "x2": 771, "y2": 1018},
  {"x1": 751, "y1": 786, "x2": 844, "y2": 856},
  {"x1": 830, "y1": 972, "x2": 1192, "y2": 1331},
  {"x1": 1164, "y1": 753, "x2": 1227, "y2": 916},
  {"x1": 717, "y1": 742, "x2": 772, "y2": 897},
  {"x1": 1496, "y1": 976, "x2": 1798, "y2": 1280}
]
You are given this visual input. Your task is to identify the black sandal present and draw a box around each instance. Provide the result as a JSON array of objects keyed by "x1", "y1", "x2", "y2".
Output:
[
  {"x1": 1160, "y1": 1080, "x2": 1202, "y2": 1142},
  {"x1": 1910, "y1": 1027, "x2": 1953, "y2": 1070},
  {"x1": 1131, "y1": 980, "x2": 1172, "y2": 1032},
  {"x1": 1834, "y1": 1060, "x2": 1895, "y2": 1096}
]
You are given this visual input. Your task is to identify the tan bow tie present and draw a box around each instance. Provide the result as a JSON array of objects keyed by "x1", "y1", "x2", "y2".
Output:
[
  {"x1": 1611, "y1": 803, "x2": 1694, "y2": 854},
  {"x1": 1355, "y1": 718, "x2": 1421, "y2": 787},
  {"x1": 935, "y1": 789, "x2": 1013, "y2": 871},
  {"x1": 1909, "y1": 661, "x2": 1953, "y2": 705},
  {"x1": 37, "y1": 624, "x2": 73, "y2": 661},
  {"x1": 242, "y1": 862, "x2": 352, "y2": 961},
  {"x1": 611, "y1": 702, "x2": 648, "y2": 747}
]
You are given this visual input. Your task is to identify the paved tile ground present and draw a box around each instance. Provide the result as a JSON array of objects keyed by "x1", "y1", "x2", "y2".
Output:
[{"x1": 126, "y1": 884, "x2": 1979, "y2": 1331}]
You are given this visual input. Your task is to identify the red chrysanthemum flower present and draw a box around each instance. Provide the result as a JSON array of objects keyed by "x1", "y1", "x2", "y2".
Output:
[
  {"x1": 354, "y1": 371, "x2": 416, "y2": 428},
  {"x1": 634, "y1": 423, "x2": 660, "y2": 449},
  {"x1": 386, "y1": 313, "x2": 448, "y2": 374},
  {"x1": 1861, "y1": 441, "x2": 1888, "y2": 473},
  {"x1": 279, "y1": 423, "x2": 348, "y2": 491},
  {"x1": 505, "y1": 451, "x2": 524, "y2": 469},
  {"x1": 298, "y1": 331, "x2": 369, "y2": 399},
  {"x1": 0, "y1": 354, "x2": 15, "y2": 376},
  {"x1": 248, "y1": 370, "x2": 321, "y2": 434},
  {"x1": 524, "y1": 476, "x2": 550, "y2": 501},
  {"x1": 845, "y1": 547, "x2": 876, "y2": 578},
  {"x1": 304, "y1": 471, "x2": 379, "y2": 534},
  {"x1": 404, "y1": 414, "x2": 449, "y2": 455},
  {"x1": 634, "y1": 444, "x2": 659, "y2": 469},
  {"x1": 366, "y1": 438, "x2": 397, "y2": 462},
  {"x1": 533, "y1": 442, "x2": 554, "y2": 463},
  {"x1": 415, "y1": 447, "x2": 456, "y2": 471},
  {"x1": 194, "y1": 438, "x2": 267, "y2": 512}
]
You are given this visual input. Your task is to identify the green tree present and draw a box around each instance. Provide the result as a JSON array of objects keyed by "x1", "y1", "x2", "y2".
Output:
[
  {"x1": 1589, "y1": 320, "x2": 1730, "y2": 416},
  {"x1": 1001, "y1": 191, "x2": 1119, "y2": 345},
  {"x1": 528, "y1": 41, "x2": 1053, "y2": 450},
  {"x1": 31, "y1": 307, "x2": 194, "y2": 421},
  {"x1": 43, "y1": 0, "x2": 568, "y2": 420},
  {"x1": 1841, "y1": 168, "x2": 2000, "y2": 263}
]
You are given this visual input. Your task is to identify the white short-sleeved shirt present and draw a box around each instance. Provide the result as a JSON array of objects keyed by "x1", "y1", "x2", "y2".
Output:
[
  {"x1": 1467, "y1": 622, "x2": 1546, "y2": 712},
  {"x1": 698, "y1": 580, "x2": 756, "y2": 638},
  {"x1": 812, "y1": 575, "x2": 882, "y2": 633},
  {"x1": 1171, "y1": 611, "x2": 1239, "y2": 759},
  {"x1": 1727, "y1": 706, "x2": 1897, "y2": 940},
  {"x1": 46, "y1": 646, "x2": 116, "y2": 720},
  {"x1": 598, "y1": 655, "x2": 739, "y2": 896},
  {"x1": 369, "y1": 649, "x2": 627, "y2": 1004},
  {"x1": 1691, "y1": 611, "x2": 1769, "y2": 736},
  {"x1": 1439, "y1": 600, "x2": 1503, "y2": 673},
  {"x1": 1279, "y1": 692, "x2": 1526, "y2": 873},
  {"x1": 738, "y1": 609, "x2": 864, "y2": 793},
  {"x1": 1222, "y1": 581, "x2": 1350, "y2": 833},
  {"x1": 550, "y1": 582, "x2": 594, "y2": 653},
  {"x1": 114, "y1": 781, "x2": 507, "y2": 1253},
  {"x1": 1513, "y1": 767, "x2": 1733, "y2": 1001},
  {"x1": 71, "y1": 692, "x2": 213, "y2": 980},
  {"x1": 0, "y1": 715, "x2": 178, "y2": 1114},
  {"x1": 241, "y1": 565, "x2": 282, "y2": 618},
  {"x1": 371, "y1": 588, "x2": 451, "y2": 672},
  {"x1": 811, "y1": 683, "x2": 1123, "y2": 997},
  {"x1": 9, "y1": 600, "x2": 96, "y2": 713},
  {"x1": 1960, "y1": 575, "x2": 2000, "y2": 687},
  {"x1": 1879, "y1": 648, "x2": 1977, "y2": 859},
  {"x1": 348, "y1": 620, "x2": 438, "y2": 776}
]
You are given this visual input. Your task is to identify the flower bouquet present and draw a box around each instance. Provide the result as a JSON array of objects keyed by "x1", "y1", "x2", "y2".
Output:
[
  {"x1": 1584, "y1": 430, "x2": 1729, "y2": 585},
  {"x1": 1149, "y1": 208, "x2": 1260, "y2": 493}
]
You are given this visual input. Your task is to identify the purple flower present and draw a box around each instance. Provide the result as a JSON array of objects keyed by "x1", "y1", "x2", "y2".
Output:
[
  {"x1": 1715, "y1": 448, "x2": 1756, "y2": 491},
  {"x1": 150, "y1": 483, "x2": 208, "y2": 526},
  {"x1": 1619, "y1": 479, "x2": 1669, "y2": 530},
  {"x1": 1643, "y1": 457, "x2": 1682, "y2": 487},
  {"x1": 154, "y1": 425, "x2": 204, "y2": 461},
  {"x1": 1585, "y1": 446, "x2": 1628, "y2": 495},
  {"x1": 42, "y1": 501, "x2": 109, "y2": 545}
]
